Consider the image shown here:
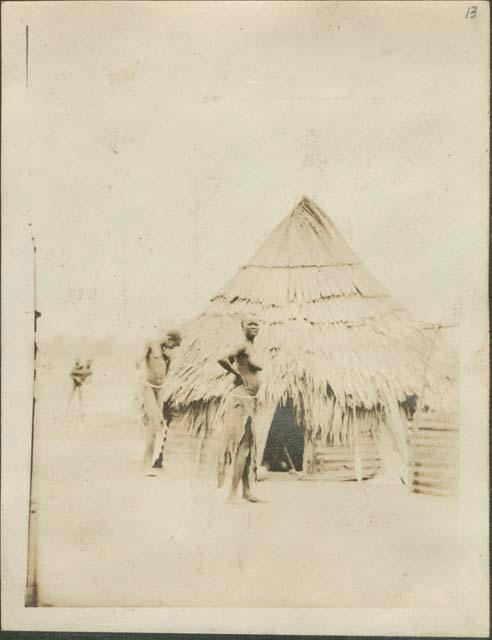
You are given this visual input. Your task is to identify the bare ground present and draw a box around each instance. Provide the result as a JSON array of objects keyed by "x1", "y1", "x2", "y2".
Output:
[{"x1": 30, "y1": 368, "x2": 462, "y2": 608}]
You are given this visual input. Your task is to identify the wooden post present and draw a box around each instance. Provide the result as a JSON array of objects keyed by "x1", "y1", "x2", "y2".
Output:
[
  {"x1": 282, "y1": 444, "x2": 297, "y2": 474},
  {"x1": 302, "y1": 430, "x2": 315, "y2": 474},
  {"x1": 353, "y1": 405, "x2": 363, "y2": 482},
  {"x1": 26, "y1": 239, "x2": 40, "y2": 607},
  {"x1": 194, "y1": 422, "x2": 211, "y2": 476}
]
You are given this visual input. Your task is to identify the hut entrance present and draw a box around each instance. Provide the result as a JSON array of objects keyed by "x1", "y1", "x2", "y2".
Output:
[{"x1": 261, "y1": 399, "x2": 304, "y2": 472}]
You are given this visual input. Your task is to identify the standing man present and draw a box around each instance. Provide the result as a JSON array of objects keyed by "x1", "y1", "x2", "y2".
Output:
[
  {"x1": 217, "y1": 315, "x2": 263, "y2": 503},
  {"x1": 66, "y1": 359, "x2": 88, "y2": 417},
  {"x1": 138, "y1": 329, "x2": 182, "y2": 475}
]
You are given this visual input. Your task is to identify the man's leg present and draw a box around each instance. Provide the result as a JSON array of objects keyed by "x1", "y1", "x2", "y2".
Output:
[
  {"x1": 242, "y1": 449, "x2": 261, "y2": 502},
  {"x1": 79, "y1": 386, "x2": 84, "y2": 418},
  {"x1": 143, "y1": 432, "x2": 157, "y2": 472},
  {"x1": 241, "y1": 452, "x2": 258, "y2": 502},
  {"x1": 228, "y1": 435, "x2": 249, "y2": 501},
  {"x1": 152, "y1": 417, "x2": 171, "y2": 468},
  {"x1": 151, "y1": 424, "x2": 166, "y2": 468},
  {"x1": 152, "y1": 391, "x2": 168, "y2": 468},
  {"x1": 65, "y1": 385, "x2": 75, "y2": 416},
  {"x1": 152, "y1": 450, "x2": 163, "y2": 469}
]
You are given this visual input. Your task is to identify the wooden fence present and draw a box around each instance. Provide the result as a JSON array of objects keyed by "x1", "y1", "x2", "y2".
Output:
[{"x1": 408, "y1": 415, "x2": 459, "y2": 497}]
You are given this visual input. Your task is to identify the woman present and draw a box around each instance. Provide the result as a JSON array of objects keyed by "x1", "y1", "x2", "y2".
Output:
[{"x1": 217, "y1": 315, "x2": 263, "y2": 503}]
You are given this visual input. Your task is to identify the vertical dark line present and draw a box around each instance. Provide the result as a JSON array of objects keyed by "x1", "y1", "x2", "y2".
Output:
[
  {"x1": 489, "y1": 9, "x2": 492, "y2": 601},
  {"x1": 26, "y1": 240, "x2": 39, "y2": 606},
  {"x1": 0, "y1": 6, "x2": 2, "y2": 617},
  {"x1": 25, "y1": 25, "x2": 29, "y2": 88},
  {"x1": 30, "y1": 245, "x2": 38, "y2": 488}
]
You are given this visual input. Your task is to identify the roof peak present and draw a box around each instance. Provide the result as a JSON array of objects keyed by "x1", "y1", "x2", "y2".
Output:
[
  {"x1": 246, "y1": 196, "x2": 359, "y2": 269},
  {"x1": 292, "y1": 195, "x2": 318, "y2": 211}
]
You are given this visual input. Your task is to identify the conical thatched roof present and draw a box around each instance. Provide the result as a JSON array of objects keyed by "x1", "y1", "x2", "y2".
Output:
[{"x1": 164, "y1": 197, "x2": 457, "y2": 444}]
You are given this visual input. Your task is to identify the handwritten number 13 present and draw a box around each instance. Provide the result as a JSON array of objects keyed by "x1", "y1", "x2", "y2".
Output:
[{"x1": 465, "y1": 6, "x2": 477, "y2": 18}]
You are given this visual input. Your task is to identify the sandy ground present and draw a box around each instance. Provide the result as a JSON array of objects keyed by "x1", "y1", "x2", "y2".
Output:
[{"x1": 30, "y1": 364, "x2": 463, "y2": 608}]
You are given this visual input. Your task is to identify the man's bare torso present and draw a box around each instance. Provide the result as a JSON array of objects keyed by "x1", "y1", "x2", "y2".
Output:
[
  {"x1": 234, "y1": 342, "x2": 262, "y2": 395},
  {"x1": 145, "y1": 342, "x2": 170, "y2": 386}
]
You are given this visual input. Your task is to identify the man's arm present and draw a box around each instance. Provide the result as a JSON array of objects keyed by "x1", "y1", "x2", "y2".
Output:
[
  {"x1": 136, "y1": 343, "x2": 151, "y2": 370},
  {"x1": 218, "y1": 344, "x2": 245, "y2": 384},
  {"x1": 161, "y1": 350, "x2": 171, "y2": 375}
]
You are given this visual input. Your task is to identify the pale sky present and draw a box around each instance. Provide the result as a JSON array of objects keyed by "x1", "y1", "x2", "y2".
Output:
[{"x1": 4, "y1": 1, "x2": 488, "y2": 339}]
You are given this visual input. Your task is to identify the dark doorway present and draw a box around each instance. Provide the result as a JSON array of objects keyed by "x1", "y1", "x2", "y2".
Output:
[{"x1": 262, "y1": 398, "x2": 304, "y2": 472}]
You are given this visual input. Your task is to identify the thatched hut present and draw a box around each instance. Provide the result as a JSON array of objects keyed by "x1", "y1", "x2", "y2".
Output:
[{"x1": 164, "y1": 197, "x2": 458, "y2": 485}]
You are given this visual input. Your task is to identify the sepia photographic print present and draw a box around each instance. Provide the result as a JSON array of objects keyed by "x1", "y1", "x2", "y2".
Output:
[{"x1": 1, "y1": 1, "x2": 489, "y2": 636}]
